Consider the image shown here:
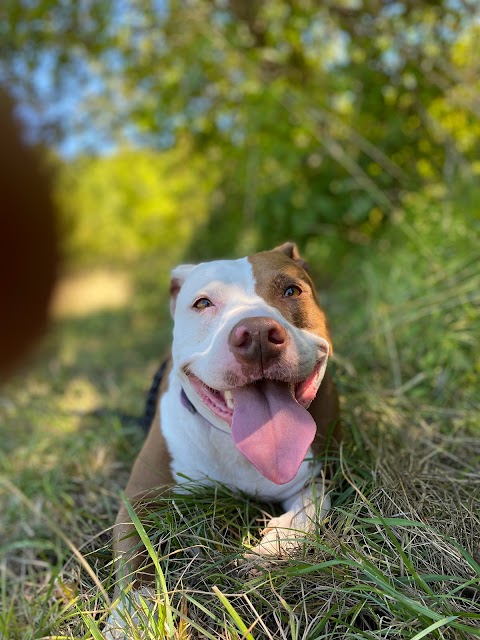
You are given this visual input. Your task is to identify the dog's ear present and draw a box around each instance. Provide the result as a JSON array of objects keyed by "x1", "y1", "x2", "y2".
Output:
[
  {"x1": 169, "y1": 264, "x2": 195, "y2": 316},
  {"x1": 273, "y1": 242, "x2": 309, "y2": 272}
]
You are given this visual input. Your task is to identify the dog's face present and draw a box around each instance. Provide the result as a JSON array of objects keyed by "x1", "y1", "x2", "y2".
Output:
[{"x1": 170, "y1": 243, "x2": 332, "y2": 485}]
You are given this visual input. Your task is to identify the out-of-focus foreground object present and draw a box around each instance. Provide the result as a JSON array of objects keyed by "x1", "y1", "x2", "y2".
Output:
[{"x1": 0, "y1": 91, "x2": 59, "y2": 381}]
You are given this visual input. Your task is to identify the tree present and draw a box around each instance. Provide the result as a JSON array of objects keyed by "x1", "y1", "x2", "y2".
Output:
[{"x1": 1, "y1": 0, "x2": 479, "y2": 258}]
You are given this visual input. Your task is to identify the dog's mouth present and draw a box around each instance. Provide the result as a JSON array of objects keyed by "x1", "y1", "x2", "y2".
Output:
[
  {"x1": 184, "y1": 359, "x2": 327, "y2": 485},
  {"x1": 186, "y1": 359, "x2": 325, "y2": 425}
]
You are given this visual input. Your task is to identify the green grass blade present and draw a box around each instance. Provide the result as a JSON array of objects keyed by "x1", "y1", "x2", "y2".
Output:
[
  {"x1": 213, "y1": 585, "x2": 255, "y2": 640},
  {"x1": 122, "y1": 495, "x2": 175, "y2": 637},
  {"x1": 410, "y1": 616, "x2": 458, "y2": 640},
  {"x1": 76, "y1": 607, "x2": 105, "y2": 640}
]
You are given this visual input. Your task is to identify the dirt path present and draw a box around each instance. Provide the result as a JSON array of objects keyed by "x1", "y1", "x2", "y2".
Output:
[{"x1": 50, "y1": 269, "x2": 132, "y2": 318}]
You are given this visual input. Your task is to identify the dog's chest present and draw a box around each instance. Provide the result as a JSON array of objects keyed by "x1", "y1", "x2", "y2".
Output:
[{"x1": 160, "y1": 376, "x2": 318, "y2": 503}]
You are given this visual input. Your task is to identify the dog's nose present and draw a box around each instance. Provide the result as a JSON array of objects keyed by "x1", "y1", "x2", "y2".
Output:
[{"x1": 228, "y1": 317, "x2": 287, "y2": 365}]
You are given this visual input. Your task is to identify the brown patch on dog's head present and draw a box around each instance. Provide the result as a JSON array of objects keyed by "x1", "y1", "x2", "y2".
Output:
[
  {"x1": 273, "y1": 242, "x2": 310, "y2": 272},
  {"x1": 249, "y1": 244, "x2": 332, "y2": 350}
]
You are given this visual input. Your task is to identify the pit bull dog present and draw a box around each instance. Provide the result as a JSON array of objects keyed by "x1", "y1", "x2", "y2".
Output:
[{"x1": 104, "y1": 242, "x2": 339, "y2": 637}]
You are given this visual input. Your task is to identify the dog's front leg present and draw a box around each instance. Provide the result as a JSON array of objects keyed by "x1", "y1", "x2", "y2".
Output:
[
  {"x1": 104, "y1": 498, "x2": 164, "y2": 640},
  {"x1": 247, "y1": 479, "x2": 330, "y2": 558},
  {"x1": 103, "y1": 410, "x2": 173, "y2": 639}
]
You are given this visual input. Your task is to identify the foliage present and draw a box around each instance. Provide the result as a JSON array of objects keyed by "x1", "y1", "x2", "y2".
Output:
[
  {"x1": 1, "y1": 3, "x2": 480, "y2": 638},
  {"x1": 53, "y1": 141, "x2": 217, "y2": 266},
  {"x1": 1, "y1": 1, "x2": 480, "y2": 257},
  {"x1": 328, "y1": 185, "x2": 480, "y2": 409}
]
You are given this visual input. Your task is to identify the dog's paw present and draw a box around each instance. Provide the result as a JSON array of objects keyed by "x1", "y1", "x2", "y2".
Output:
[
  {"x1": 244, "y1": 510, "x2": 303, "y2": 559},
  {"x1": 102, "y1": 586, "x2": 156, "y2": 640},
  {"x1": 244, "y1": 489, "x2": 331, "y2": 561}
]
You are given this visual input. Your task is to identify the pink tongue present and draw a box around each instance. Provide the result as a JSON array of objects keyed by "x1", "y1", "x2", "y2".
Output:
[{"x1": 231, "y1": 380, "x2": 317, "y2": 485}]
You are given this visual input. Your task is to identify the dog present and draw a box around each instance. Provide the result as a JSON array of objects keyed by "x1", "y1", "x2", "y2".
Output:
[{"x1": 103, "y1": 242, "x2": 339, "y2": 637}]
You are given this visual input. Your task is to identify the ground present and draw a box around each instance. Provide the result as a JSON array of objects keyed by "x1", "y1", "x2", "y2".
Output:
[{"x1": 1, "y1": 238, "x2": 479, "y2": 639}]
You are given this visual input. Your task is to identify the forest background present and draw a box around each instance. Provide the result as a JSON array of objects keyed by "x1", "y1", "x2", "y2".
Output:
[{"x1": 1, "y1": 1, "x2": 479, "y2": 639}]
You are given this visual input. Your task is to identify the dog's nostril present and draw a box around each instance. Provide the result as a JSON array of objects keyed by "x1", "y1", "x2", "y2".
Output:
[
  {"x1": 232, "y1": 326, "x2": 252, "y2": 348},
  {"x1": 268, "y1": 326, "x2": 286, "y2": 345}
]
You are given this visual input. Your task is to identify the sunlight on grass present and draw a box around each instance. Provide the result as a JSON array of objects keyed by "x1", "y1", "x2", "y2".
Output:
[
  {"x1": 51, "y1": 269, "x2": 133, "y2": 319},
  {"x1": 58, "y1": 376, "x2": 102, "y2": 414}
]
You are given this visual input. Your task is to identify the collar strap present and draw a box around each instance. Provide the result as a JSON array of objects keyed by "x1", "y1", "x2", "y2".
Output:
[
  {"x1": 180, "y1": 387, "x2": 228, "y2": 435},
  {"x1": 180, "y1": 388, "x2": 197, "y2": 414}
]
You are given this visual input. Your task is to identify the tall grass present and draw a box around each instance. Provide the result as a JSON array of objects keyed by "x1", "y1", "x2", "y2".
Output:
[{"x1": 0, "y1": 205, "x2": 479, "y2": 638}]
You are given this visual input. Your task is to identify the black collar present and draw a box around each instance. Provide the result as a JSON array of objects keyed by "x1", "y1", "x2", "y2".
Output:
[
  {"x1": 180, "y1": 387, "x2": 197, "y2": 414},
  {"x1": 180, "y1": 387, "x2": 229, "y2": 435}
]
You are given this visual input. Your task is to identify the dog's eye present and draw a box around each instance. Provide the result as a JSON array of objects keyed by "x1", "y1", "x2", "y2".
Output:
[
  {"x1": 283, "y1": 285, "x2": 302, "y2": 298},
  {"x1": 193, "y1": 297, "x2": 213, "y2": 310}
]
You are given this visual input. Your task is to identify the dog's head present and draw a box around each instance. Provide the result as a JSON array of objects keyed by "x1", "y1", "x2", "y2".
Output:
[{"x1": 169, "y1": 243, "x2": 332, "y2": 485}]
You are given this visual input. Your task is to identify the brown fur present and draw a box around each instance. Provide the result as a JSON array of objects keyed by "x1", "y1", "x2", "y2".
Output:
[
  {"x1": 112, "y1": 359, "x2": 174, "y2": 588},
  {"x1": 310, "y1": 370, "x2": 341, "y2": 456},
  {"x1": 248, "y1": 250, "x2": 332, "y2": 347},
  {"x1": 250, "y1": 246, "x2": 340, "y2": 452}
]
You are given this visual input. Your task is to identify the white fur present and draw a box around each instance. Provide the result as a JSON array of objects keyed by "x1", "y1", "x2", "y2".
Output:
[
  {"x1": 247, "y1": 481, "x2": 331, "y2": 557},
  {"x1": 172, "y1": 258, "x2": 329, "y2": 431},
  {"x1": 103, "y1": 586, "x2": 156, "y2": 640},
  {"x1": 161, "y1": 370, "x2": 322, "y2": 503}
]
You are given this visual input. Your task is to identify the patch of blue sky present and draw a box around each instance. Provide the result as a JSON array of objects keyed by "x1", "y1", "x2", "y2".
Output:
[
  {"x1": 301, "y1": 19, "x2": 350, "y2": 70},
  {"x1": 381, "y1": 2, "x2": 406, "y2": 19},
  {"x1": 4, "y1": 0, "x2": 169, "y2": 157},
  {"x1": 9, "y1": 48, "x2": 118, "y2": 156},
  {"x1": 216, "y1": 112, "x2": 234, "y2": 133},
  {"x1": 381, "y1": 48, "x2": 403, "y2": 74}
]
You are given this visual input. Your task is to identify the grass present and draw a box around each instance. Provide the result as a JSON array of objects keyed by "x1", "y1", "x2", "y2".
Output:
[{"x1": 1, "y1": 215, "x2": 479, "y2": 639}]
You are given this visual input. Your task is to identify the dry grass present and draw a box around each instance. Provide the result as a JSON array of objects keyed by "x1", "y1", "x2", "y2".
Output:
[{"x1": 1, "y1": 238, "x2": 479, "y2": 638}]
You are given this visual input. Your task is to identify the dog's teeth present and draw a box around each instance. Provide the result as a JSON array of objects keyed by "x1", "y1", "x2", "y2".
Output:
[{"x1": 224, "y1": 390, "x2": 234, "y2": 409}]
